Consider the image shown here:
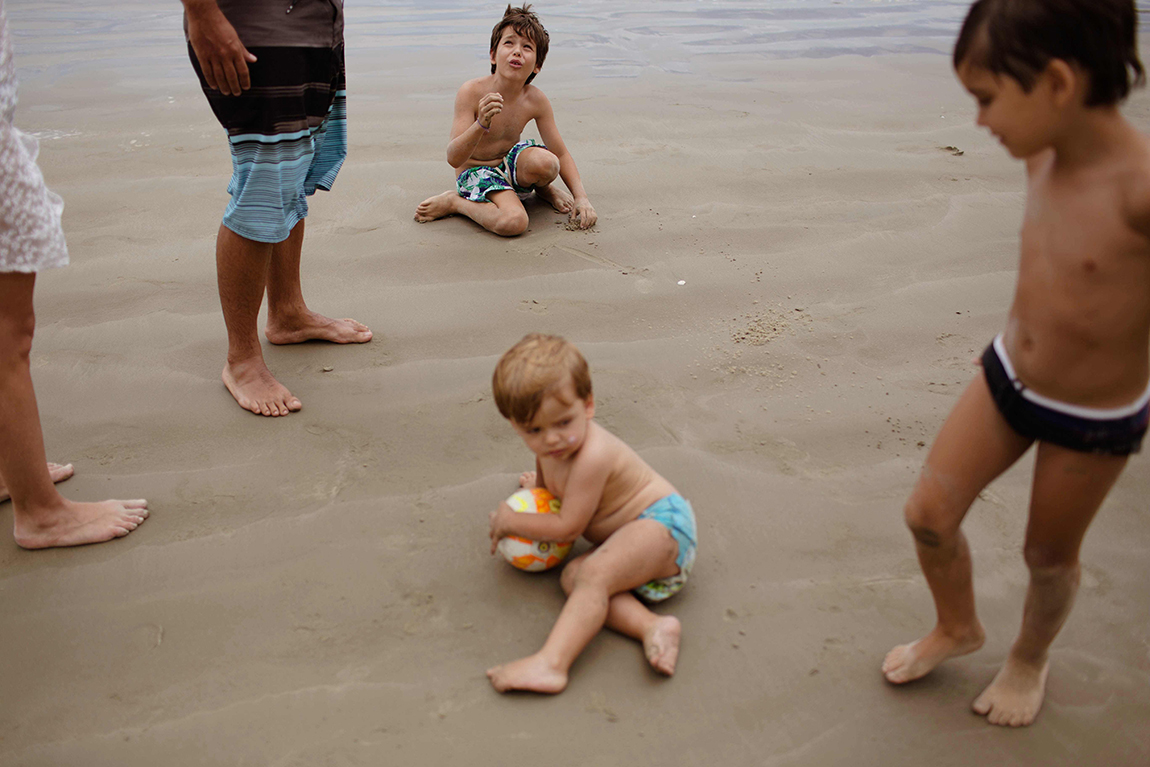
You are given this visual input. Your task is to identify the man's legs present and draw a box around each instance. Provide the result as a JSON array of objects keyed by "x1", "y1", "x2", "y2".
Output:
[
  {"x1": 0, "y1": 272, "x2": 148, "y2": 549},
  {"x1": 263, "y1": 219, "x2": 372, "y2": 346},
  {"x1": 972, "y1": 443, "x2": 1127, "y2": 726},
  {"x1": 883, "y1": 374, "x2": 1032, "y2": 683}
]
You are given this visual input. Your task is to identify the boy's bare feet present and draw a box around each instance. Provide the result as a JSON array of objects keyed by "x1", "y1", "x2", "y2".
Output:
[
  {"x1": 534, "y1": 183, "x2": 573, "y2": 214},
  {"x1": 265, "y1": 310, "x2": 372, "y2": 345},
  {"x1": 222, "y1": 359, "x2": 302, "y2": 417},
  {"x1": 882, "y1": 624, "x2": 985, "y2": 683},
  {"x1": 487, "y1": 653, "x2": 568, "y2": 694},
  {"x1": 0, "y1": 462, "x2": 73, "y2": 503},
  {"x1": 414, "y1": 191, "x2": 458, "y2": 223},
  {"x1": 518, "y1": 471, "x2": 536, "y2": 488},
  {"x1": 972, "y1": 655, "x2": 1050, "y2": 727},
  {"x1": 643, "y1": 615, "x2": 681, "y2": 676},
  {"x1": 13, "y1": 498, "x2": 149, "y2": 549}
]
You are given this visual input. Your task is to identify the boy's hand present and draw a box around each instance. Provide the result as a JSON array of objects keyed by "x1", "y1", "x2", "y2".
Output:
[
  {"x1": 570, "y1": 198, "x2": 597, "y2": 230},
  {"x1": 478, "y1": 92, "x2": 504, "y2": 129},
  {"x1": 185, "y1": 1, "x2": 257, "y2": 96},
  {"x1": 489, "y1": 502, "x2": 514, "y2": 554}
]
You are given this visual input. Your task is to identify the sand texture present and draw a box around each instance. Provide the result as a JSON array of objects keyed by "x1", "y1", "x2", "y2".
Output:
[{"x1": 1, "y1": 5, "x2": 1149, "y2": 766}]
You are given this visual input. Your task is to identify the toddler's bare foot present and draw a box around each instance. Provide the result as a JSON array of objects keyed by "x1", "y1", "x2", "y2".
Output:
[
  {"x1": 0, "y1": 462, "x2": 73, "y2": 503},
  {"x1": 487, "y1": 653, "x2": 568, "y2": 694},
  {"x1": 222, "y1": 359, "x2": 302, "y2": 417},
  {"x1": 414, "y1": 191, "x2": 458, "y2": 222},
  {"x1": 14, "y1": 498, "x2": 149, "y2": 549},
  {"x1": 518, "y1": 471, "x2": 537, "y2": 488},
  {"x1": 972, "y1": 655, "x2": 1050, "y2": 727},
  {"x1": 265, "y1": 311, "x2": 372, "y2": 345},
  {"x1": 534, "y1": 184, "x2": 573, "y2": 214},
  {"x1": 883, "y1": 624, "x2": 985, "y2": 684},
  {"x1": 643, "y1": 615, "x2": 681, "y2": 676}
]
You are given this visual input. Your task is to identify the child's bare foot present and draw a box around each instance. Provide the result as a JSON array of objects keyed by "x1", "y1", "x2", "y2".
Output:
[
  {"x1": 882, "y1": 624, "x2": 985, "y2": 683},
  {"x1": 222, "y1": 359, "x2": 302, "y2": 417},
  {"x1": 265, "y1": 311, "x2": 372, "y2": 345},
  {"x1": 518, "y1": 471, "x2": 537, "y2": 488},
  {"x1": 414, "y1": 191, "x2": 458, "y2": 222},
  {"x1": 0, "y1": 462, "x2": 73, "y2": 503},
  {"x1": 643, "y1": 615, "x2": 681, "y2": 676},
  {"x1": 972, "y1": 655, "x2": 1050, "y2": 727},
  {"x1": 534, "y1": 184, "x2": 573, "y2": 214},
  {"x1": 14, "y1": 498, "x2": 149, "y2": 549},
  {"x1": 487, "y1": 653, "x2": 568, "y2": 694}
]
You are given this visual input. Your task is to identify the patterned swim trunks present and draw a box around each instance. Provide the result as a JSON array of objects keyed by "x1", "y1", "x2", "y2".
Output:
[
  {"x1": 189, "y1": 43, "x2": 347, "y2": 244},
  {"x1": 456, "y1": 140, "x2": 545, "y2": 202},
  {"x1": 633, "y1": 494, "x2": 698, "y2": 603}
]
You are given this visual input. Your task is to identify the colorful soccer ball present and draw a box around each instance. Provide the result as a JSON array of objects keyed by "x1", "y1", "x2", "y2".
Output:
[{"x1": 497, "y1": 487, "x2": 573, "y2": 572}]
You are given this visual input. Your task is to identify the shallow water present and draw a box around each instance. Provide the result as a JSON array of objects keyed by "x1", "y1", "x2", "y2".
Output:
[{"x1": 6, "y1": 0, "x2": 974, "y2": 85}]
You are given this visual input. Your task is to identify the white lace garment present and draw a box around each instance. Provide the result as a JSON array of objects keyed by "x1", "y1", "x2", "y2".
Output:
[{"x1": 0, "y1": 2, "x2": 68, "y2": 273}]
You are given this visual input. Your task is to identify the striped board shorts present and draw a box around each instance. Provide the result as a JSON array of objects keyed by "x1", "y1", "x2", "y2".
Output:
[{"x1": 189, "y1": 44, "x2": 347, "y2": 244}]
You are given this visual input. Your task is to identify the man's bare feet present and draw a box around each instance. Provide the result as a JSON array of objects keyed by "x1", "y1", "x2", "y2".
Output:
[
  {"x1": 222, "y1": 359, "x2": 302, "y2": 417},
  {"x1": 13, "y1": 498, "x2": 149, "y2": 549},
  {"x1": 487, "y1": 653, "x2": 568, "y2": 694},
  {"x1": 643, "y1": 615, "x2": 681, "y2": 676},
  {"x1": 518, "y1": 471, "x2": 537, "y2": 488},
  {"x1": 972, "y1": 655, "x2": 1050, "y2": 727},
  {"x1": 265, "y1": 310, "x2": 372, "y2": 345},
  {"x1": 414, "y1": 191, "x2": 459, "y2": 223},
  {"x1": 534, "y1": 184, "x2": 573, "y2": 214},
  {"x1": 0, "y1": 462, "x2": 73, "y2": 504},
  {"x1": 882, "y1": 624, "x2": 985, "y2": 684}
]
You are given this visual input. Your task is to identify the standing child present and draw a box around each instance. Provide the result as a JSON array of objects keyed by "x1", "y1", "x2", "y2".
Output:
[
  {"x1": 883, "y1": 0, "x2": 1150, "y2": 727},
  {"x1": 487, "y1": 334, "x2": 696, "y2": 693},
  {"x1": 414, "y1": 5, "x2": 597, "y2": 235}
]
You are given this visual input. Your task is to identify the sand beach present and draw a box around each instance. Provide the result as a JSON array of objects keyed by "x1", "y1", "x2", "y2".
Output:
[{"x1": 1, "y1": 1, "x2": 1148, "y2": 763}]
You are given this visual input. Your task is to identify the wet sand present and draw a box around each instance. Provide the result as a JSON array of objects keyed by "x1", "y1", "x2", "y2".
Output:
[{"x1": 2, "y1": 4, "x2": 1149, "y2": 765}]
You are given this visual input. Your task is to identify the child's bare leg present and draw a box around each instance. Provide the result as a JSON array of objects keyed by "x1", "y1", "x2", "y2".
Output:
[
  {"x1": 561, "y1": 553, "x2": 682, "y2": 675},
  {"x1": 515, "y1": 147, "x2": 572, "y2": 214},
  {"x1": 0, "y1": 273, "x2": 148, "y2": 549},
  {"x1": 884, "y1": 375, "x2": 1031, "y2": 683},
  {"x1": 0, "y1": 462, "x2": 73, "y2": 504},
  {"x1": 414, "y1": 189, "x2": 529, "y2": 236},
  {"x1": 973, "y1": 443, "x2": 1126, "y2": 727},
  {"x1": 487, "y1": 519, "x2": 679, "y2": 693}
]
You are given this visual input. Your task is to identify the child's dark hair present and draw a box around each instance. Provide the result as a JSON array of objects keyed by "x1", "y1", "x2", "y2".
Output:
[
  {"x1": 490, "y1": 4, "x2": 549, "y2": 86},
  {"x1": 953, "y1": 0, "x2": 1144, "y2": 106}
]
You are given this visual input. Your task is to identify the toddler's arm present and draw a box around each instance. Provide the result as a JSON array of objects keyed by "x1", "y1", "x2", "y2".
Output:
[{"x1": 489, "y1": 451, "x2": 609, "y2": 551}]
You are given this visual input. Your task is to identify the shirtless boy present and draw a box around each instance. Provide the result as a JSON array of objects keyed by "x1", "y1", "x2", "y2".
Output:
[
  {"x1": 883, "y1": 0, "x2": 1150, "y2": 727},
  {"x1": 414, "y1": 5, "x2": 597, "y2": 235},
  {"x1": 486, "y1": 334, "x2": 696, "y2": 693}
]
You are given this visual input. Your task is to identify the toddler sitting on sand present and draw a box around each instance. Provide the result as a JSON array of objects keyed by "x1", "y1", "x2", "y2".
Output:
[{"x1": 486, "y1": 334, "x2": 696, "y2": 693}]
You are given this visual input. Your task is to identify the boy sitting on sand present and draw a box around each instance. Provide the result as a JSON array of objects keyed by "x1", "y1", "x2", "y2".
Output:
[
  {"x1": 486, "y1": 334, "x2": 696, "y2": 693},
  {"x1": 883, "y1": 0, "x2": 1150, "y2": 727},
  {"x1": 414, "y1": 5, "x2": 596, "y2": 235}
]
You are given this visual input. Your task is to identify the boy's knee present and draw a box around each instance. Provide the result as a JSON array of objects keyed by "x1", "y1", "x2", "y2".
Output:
[
  {"x1": 0, "y1": 311, "x2": 35, "y2": 362},
  {"x1": 903, "y1": 491, "x2": 959, "y2": 547},
  {"x1": 492, "y1": 209, "x2": 529, "y2": 237},
  {"x1": 521, "y1": 149, "x2": 559, "y2": 185},
  {"x1": 1023, "y1": 541, "x2": 1080, "y2": 572},
  {"x1": 560, "y1": 559, "x2": 581, "y2": 595}
]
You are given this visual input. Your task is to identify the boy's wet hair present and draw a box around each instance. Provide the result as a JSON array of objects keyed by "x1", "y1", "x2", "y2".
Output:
[
  {"x1": 954, "y1": 0, "x2": 1144, "y2": 106},
  {"x1": 490, "y1": 4, "x2": 550, "y2": 86},
  {"x1": 493, "y1": 333, "x2": 592, "y2": 425}
]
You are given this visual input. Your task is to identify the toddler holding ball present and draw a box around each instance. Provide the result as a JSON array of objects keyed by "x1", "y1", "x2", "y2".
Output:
[{"x1": 487, "y1": 333, "x2": 697, "y2": 694}]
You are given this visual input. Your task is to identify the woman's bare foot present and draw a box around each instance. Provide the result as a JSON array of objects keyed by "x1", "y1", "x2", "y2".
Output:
[
  {"x1": 13, "y1": 498, "x2": 148, "y2": 549},
  {"x1": 972, "y1": 655, "x2": 1050, "y2": 727},
  {"x1": 534, "y1": 183, "x2": 573, "y2": 214},
  {"x1": 882, "y1": 624, "x2": 985, "y2": 684},
  {"x1": 487, "y1": 653, "x2": 568, "y2": 694},
  {"x1": 414, "y1": 191, "x2": 459, "y2": 222},
  {"x1": 265, "y1": 310, "x2": 372, "y2": 345},
  {"x1": 222, "y1": 359, "x2": 302, "y2": 417},
  {"x1": 518, "y1": 471, "x2": 537, "y2": 488},
  {"x1": 643, "y1": 615, "x2": 681, "y2": 676},
  {"x1": 0, "y1": 462, "x2": 73, "y2": 503}
]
